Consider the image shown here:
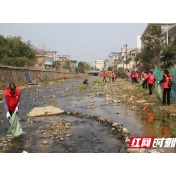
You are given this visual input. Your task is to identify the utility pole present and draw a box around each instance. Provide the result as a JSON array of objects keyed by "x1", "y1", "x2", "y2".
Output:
[
  {"x1": 124, "y1": 44, "x2": 128, "y2": 69},
  {"x1": 166, "y1": 23, "x2": 168, "y2": 45}
]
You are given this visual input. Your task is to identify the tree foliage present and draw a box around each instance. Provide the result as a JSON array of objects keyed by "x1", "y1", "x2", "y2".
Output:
[
  {"x1": 0, "y1": 35, "x2": 37, "y2": 67},
  {"x1": 52, "y1": 61, "x2": 60, "y2": 69},
  {"x1": 135, "y1": 25, "x2": 165, "y2": 72}
]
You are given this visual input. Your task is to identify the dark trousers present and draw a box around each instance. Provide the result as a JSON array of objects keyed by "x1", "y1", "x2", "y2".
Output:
[
  {"x1": 112, "y1": 77, "x2": 114, "y2": 81},
  {"x1": 103, "y1": 77, "x2": 107, "y2": 82},
  {"x1": 132, "y1": 78, "x2": 135, "y2": 84},
  {"x1": 163, "y1": 88, "x2": 171, "y2": 105},
  {"x1": 134, "y1": 78, "x2": 138, "y2": 83},
  {"x1": 143, "y1": 80, "x2": 147, "y2": 88},
  {"x1": 148, "y1": 84, "x2": 153, "y2": 95}
]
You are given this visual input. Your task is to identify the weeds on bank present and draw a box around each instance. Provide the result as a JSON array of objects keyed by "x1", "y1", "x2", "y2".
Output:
[
  {"x1": 80, "y1": 85, "x2": 87, "y2": 89},
  {"x1": 92, "y1": 80, "x2": 101, "y2": 84}
]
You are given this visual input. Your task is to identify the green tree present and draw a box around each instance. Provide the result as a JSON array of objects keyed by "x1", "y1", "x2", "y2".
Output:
[
  {"x1": 136, "y1": 25, "x2": 164, "y2": 72},
  {"x1": 0, "y1": 35, "x2": 37, "y2": 67},
  {"x1": 161, "y1": 43, "x2": 176, "y2": 67},
  {"x1": 78, "y1": 62, "x2": 84, "y2": 71},
  {"x1": 52, "y1": 61, "x2": 60, "y2": 70}
]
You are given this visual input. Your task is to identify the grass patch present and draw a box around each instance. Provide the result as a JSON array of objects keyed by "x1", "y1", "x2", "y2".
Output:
[
  {"x1": 39, "y1": 79, "x2": 45, "y2": 82},
  {"x1": 80, "y1": 85, "x2": 87, "y2": 89},
  {"x1": 143, "y1": 93, "x2": 148, "y2": 96},
  {"x1": 102, "y1": 83, "x2": 105, "y2": 86},
  {"x1": 92, "y1": 80, "x2": 101, "y2": 84},
  {"x1": 99, "y1": 92, "x2": 103, "y2": 96}
]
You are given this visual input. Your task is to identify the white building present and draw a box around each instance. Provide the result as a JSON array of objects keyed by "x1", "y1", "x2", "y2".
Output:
[
  {"x1": 104, "y1": 59, "x2": 109, "y2": 70},
  {"x1": 95, "y1": 60, "x2": 104, "y2": 71},
  {"x1": 57, "y1": 55, "x2": 72, "y2": 61},
  {"x1": 141, "y1": 23, "x2": 175, "y2": 48},
  {"x1": 108, "y1": 52, "x2": 119, "y2": 66},
  {"x1": 118, "y1": 47, "x2": 137, "y2": 70},
  {"x1": 161, "y1": 23, "x2": 176, "y2": 44}
]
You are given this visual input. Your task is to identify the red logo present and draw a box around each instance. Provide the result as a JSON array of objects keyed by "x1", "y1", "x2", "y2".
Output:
[{"x1": 129, "y1": 137, "x2": 154, "y2": 148}]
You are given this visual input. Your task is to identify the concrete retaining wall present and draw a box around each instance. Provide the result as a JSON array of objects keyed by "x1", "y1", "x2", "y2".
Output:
[{"x1": 0, "y1": 66, "x2": 77, "y2": 90}]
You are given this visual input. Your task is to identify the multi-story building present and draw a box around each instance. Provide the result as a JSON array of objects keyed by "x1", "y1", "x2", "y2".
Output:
[
  {"x1": 141, "y1": 23, "x2": 175, "y2": 48},
  {"x1": 161, "y1": 23, "x2": 176, "y2": 44},
  {"x1": 57, "y1": 55, "x2": 72, "y2": 61},
  {"x1": 34, "y1": 50, "x2": 57, "y2": 70},
  {"x1": 95, "y1": 60, "x2": 104, "y2": 71},
  {"x1": 108, "y1": 52, "x2": 119, "y2": 66},
  {"x1": 104, "y1": 59, "x2": 109, "y2": 70},
  {"x1": 118, "y1": 47, "x2": 136, "y2": 70}
]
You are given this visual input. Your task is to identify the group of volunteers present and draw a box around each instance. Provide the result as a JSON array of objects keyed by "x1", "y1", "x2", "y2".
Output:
[
  {"x1": 127, "y1": 69, "x2": 173, "y2": 106},
  {"x1": 102, "y1": 70, "x2": 117, "y2": 83}
]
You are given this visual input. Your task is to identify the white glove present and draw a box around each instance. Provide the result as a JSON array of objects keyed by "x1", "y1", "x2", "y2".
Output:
[
  {"x1": 15, "y1": 107, "x2": 18, "y2": 112},
  {"x1": 6, "y1": 111, "x2": 11, "y2": 119},
  {"x1": 157, "y1": 81, "x2": 160, "y2": 84}
]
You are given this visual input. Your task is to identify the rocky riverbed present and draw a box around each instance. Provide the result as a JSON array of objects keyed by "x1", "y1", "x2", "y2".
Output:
[{"x1": 0, "y1": 76, "x2": 176, "y2": 153}]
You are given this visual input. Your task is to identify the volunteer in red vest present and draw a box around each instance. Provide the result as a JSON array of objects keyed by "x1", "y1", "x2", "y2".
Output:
[
  {"x1": 109, "y1": 71, "x2": 112, "y2": 83},
  {"x1": 147, "y1": 70, "x2": 155, "y2": 95},
  {"x1": 134, "y1": 71, "x2": 139, "y2": 83},
  {"x1": 142, "y1": 71, "x2": 148, "y2": 88},
  {"x1": 4, "y1": 83, "x2": 21, "y2": 132},
  {"x1": 63, "y1": 75, "x2": 66, "y2": 80},
  {"x1": 127, "y1": 70, "x2": 131, "y2": 84},
  {"x1": 103, "y1": 71, "x2": 107, "y2": 82},
  {"x1": 159, "y1": 69, "x2": 172, "y2": 106},
  {"x1": 83, "y1": 78, "x2": 88, "y2": 84}
]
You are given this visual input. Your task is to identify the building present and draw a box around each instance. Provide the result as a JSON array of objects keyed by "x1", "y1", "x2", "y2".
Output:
[
  {"x1": 104, "y1": 59, "x2": 109, "y2": 70},
  {"x1": 46, "y1": 51, "x2": 57, "y2": 61},
  {"x1": 141, "y1": 23, "x2": 175, "y2": 48},
  {"x1": 108, "y1": 52, "x2": 119, "y2": 66},
  {"x1": 118, "y1": 47, "x2": 137, "y2": 69},
  {"x1": 56, "y1": 55, "x2": 78, "y2": 71},
  {"x1": 57, "y1": 55, "x2": 72, "y2": 61},
  {"x1": 161, "y1": 23, "x2": 176, "y2": 44},
  {"x1": 34, "y1": 50, "x2": 56, "y2": 70},
  {"x1": 95, "y1": 60, "x2": 104, "y2": 71},
  {"x1": 70, "y1": 60, "x2": 78, "y2": 71}
]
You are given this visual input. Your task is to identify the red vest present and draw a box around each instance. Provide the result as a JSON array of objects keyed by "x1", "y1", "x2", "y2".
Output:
[
  {"x1": 132, "y1": 75, "x2": 134, "y2": 78},
  {"x1": 148, "y1": 73, "x2": 155, "y2": 84},
  {"x1": 109, "y1": 73, "x2": 112, "y2": 77},
  {"x1": 128, "y1": 72, "x2": 131, "y2": 77},
  {"x1": 135, "y1": 73, "x2": 139, "y2": 80},
  {"x1": 4, "y1": 88, "x2": 20, "y2": 112},
  {"x1": 163, "y1": 74, "x2": 172, "y2": 88},
  {"x1": 103, "y1": 72, "x2": 106, "y2": 77},
  {"x1": 143, "y1": 73, "x2": 147, "y2": 80}
]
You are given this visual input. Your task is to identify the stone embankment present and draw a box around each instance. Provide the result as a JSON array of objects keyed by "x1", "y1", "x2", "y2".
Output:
[{"x1": 0, "y1": 65, "x2": 78, "y2": 100}]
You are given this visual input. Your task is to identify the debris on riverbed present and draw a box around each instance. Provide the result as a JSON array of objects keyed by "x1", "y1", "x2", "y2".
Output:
[{"x1": 27, "y1": 106, "x2": 65, "y2": 117}]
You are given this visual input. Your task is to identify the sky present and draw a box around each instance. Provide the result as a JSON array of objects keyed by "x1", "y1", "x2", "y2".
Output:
[{"x1": 0, "y1": 23, "x2": 147, "y2": 65}]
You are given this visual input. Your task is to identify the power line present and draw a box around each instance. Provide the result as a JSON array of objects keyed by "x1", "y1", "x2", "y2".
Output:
[{"x1": 0, "y1": 24, "x2": 118, "y2": 52}]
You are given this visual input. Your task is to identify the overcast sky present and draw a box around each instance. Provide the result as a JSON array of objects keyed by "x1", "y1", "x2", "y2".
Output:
[{"x1": 0, "y1": 23, "x2": 147, "y2": 65}]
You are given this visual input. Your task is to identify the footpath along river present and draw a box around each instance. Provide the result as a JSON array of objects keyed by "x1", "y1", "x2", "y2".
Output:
[{"x1": 0, "y1": 76, "x2": 176, "y2": 153}]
